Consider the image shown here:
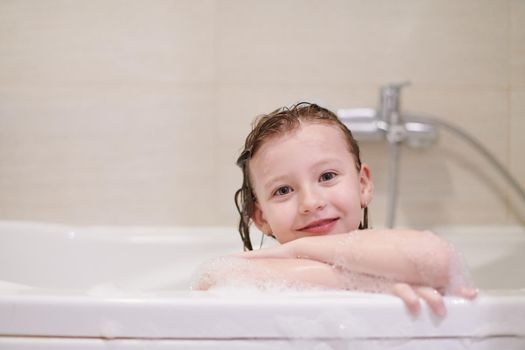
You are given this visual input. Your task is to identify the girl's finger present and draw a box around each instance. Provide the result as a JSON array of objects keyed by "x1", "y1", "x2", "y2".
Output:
[
  {"x1": 415, "y1": 286, "x2": 446, "y2": 317},
  {"x1": 392, "y1": 283, "x2": 421, "y2": 316},
  {"x1": 456, "y1": 286, "x2": 478, "y2": 300}
]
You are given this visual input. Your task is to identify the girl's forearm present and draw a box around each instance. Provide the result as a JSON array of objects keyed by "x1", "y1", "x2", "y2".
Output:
[
  {"x1": 286, "y1": 229, "x2": 451, "y2": 288},
  {"x1": 193, "y1": 257, "x2": 350, "y2": 290},
  {"x1": 194, "y1": 256, "x2": 401, "y2": 293}
]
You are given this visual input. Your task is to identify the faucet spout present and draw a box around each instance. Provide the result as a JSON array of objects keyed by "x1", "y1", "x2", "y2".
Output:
[{"x1": 378, "y1": 81, "x2": 411, "y2": 124}]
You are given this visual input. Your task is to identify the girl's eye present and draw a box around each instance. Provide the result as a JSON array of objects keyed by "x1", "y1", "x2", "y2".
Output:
[
  {"x1": 320, "y1": 171, "x2": 337, "y2": 182},
  {"x1": 274, "y1": 186, "x2": 293, "y2": 196}
]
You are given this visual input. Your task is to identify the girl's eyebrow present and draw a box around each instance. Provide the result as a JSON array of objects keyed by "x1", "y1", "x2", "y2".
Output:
[
  {"x1": 263, "y1": 175, "x2": 289, "y2": 192},
  {"x1": 314, "y1": 158, "x2": 345, "y2": 167}
]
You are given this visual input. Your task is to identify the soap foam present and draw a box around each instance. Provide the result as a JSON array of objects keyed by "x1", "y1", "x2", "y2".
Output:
[
  {"x1": 444, "y1": 240, "x2": 475, "y2": 295},
  {"x1": 339, "y1": 269, "x2": 393, "y2": 294},
  {"x1": 332, "y1": 233, "x2": 393, "y2": 294},
  {"x1": 399, "y1": 230, "x2": 475, "y2": 295},
  {"x1": 191, "y1": 256, "x2": 338, "y2": 293}
]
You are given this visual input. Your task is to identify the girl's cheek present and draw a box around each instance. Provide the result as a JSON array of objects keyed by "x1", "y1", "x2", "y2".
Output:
[{"x1": 269, "y1": 202, "x2": 293, "y2": 220}]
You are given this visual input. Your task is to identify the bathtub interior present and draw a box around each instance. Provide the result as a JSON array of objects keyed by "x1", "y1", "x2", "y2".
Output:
[
  {"x1": 0, "y1": 222, "x2": 243, "y2": 292},
  {"x1": 434, "y1": 225, "x2": 525, "y2": 290},
  {"x1": 0, "y1": 220, "x2": 524, "y2": 293}
]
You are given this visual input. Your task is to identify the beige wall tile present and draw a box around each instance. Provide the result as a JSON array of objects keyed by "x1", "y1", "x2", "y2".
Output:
[
  {"x1": 0, "y1": 85, "x2": 217, "y2": 225},
  {"x1": 217, "y1": 0, "x2": 508, "y2": 86},
  {"x1": 0, "y1": 0, "x2": 216, "y2": 84},
  {"x1": 403, "y1": 87, "x2": 509, "y2": 159},
  {"x1": 397, "y1": 146, "x2": 512, "y2": 228},
  {"x1": 509, "y1": 89, "x2": 525, "y2": 223},
  {"x1": 511, "y1": 0, "x2": 525, "y2": 87},
  {"x1": 362, "y1": 88, "x2": 514, "y2": 228},
  {"x1": 216, "y1": 84, "x2": 379, "y2": 144},
  {"x1": 0, "y1": 0, "x2": 520, "y2": 228},
  {"x1": 368, "y1": 148, "x2": 513, "y2": 229}
]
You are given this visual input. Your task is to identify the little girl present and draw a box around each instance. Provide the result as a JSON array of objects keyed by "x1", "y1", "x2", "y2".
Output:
[{"x1": 194, "y1": 102, "x2": 477, "y2": 316}]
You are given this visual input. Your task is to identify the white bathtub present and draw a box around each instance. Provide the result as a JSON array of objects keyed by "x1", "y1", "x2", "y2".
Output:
[{"x1": 0, "y1": 221, "x2": 524, "y2": 349}]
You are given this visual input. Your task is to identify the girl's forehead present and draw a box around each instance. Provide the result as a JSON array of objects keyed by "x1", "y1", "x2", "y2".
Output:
[{"x1": 251, "y1": 122, "x2": 352, "y2": 168}]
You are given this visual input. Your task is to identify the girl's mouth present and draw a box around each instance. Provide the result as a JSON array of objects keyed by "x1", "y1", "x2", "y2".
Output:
[{"x1": 298, "y1": 218, "x2": 339, "y2": 234}]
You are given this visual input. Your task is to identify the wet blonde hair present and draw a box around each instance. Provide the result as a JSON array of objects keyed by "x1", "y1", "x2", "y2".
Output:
[{"x1": 234, "y1": 102, "x2": 368, "y2": 250}]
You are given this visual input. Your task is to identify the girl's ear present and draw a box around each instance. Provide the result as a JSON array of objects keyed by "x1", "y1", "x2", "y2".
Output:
[
  {"x1": 252, "y1": 203, "x2": 272, "y2": 235},
  {"x1": 359, "y1": 163, "x2": 374, "y2": 207}
]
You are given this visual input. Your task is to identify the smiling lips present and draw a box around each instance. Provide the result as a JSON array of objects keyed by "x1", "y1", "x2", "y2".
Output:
[{"x1": 298, "y1": 218, "x2": 339, "y2": 234}]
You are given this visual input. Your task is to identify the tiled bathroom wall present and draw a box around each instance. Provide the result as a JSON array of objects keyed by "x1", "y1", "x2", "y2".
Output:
[{"x1": 0, "y1": 0, "x2": 523, "y2": 228}]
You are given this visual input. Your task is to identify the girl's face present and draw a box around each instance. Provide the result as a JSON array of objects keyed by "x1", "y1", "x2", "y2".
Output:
[{"x1": 249, "y1": 122, "x2": 373, "y2": 244}]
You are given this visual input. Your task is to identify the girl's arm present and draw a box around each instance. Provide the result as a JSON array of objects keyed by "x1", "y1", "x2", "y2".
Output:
[
  {"x1": 193, "y1": 256, "x2": 412, "y2": 296},
  {"x1": 195, "y1": 229, "x2": 476, "y2": 316},
  {"x1": 192, "y1": 254, "x2": 461, "y2": 316},
  {"x1": 240, "y1": 229, "x2": 454, "y2": 289},
  {"x1": 192, "y1": 257, "x2": 351, "y2": 291}
]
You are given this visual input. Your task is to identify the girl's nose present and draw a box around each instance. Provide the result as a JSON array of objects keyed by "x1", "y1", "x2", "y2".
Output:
[{"x1": 298, "y1": 187, "x2": 326, "y2": 214}]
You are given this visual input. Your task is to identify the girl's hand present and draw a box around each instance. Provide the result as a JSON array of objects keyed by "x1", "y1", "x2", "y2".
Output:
[{"x1": 393, "y1": 283, "x2": 478, "y2": 317}]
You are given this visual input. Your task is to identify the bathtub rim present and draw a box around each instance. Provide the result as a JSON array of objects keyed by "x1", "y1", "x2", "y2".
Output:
[{"x1": 1, "y1": 288, "x2": 524, "y2": 340}]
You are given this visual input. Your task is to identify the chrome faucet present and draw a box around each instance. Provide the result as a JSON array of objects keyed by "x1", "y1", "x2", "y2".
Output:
[
  {"x1": 337, "y1": 82, "x2": 525, "y2": 228},
  {"x1": 338, "y1": 82, "x2": 438, "y2": 147}
]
